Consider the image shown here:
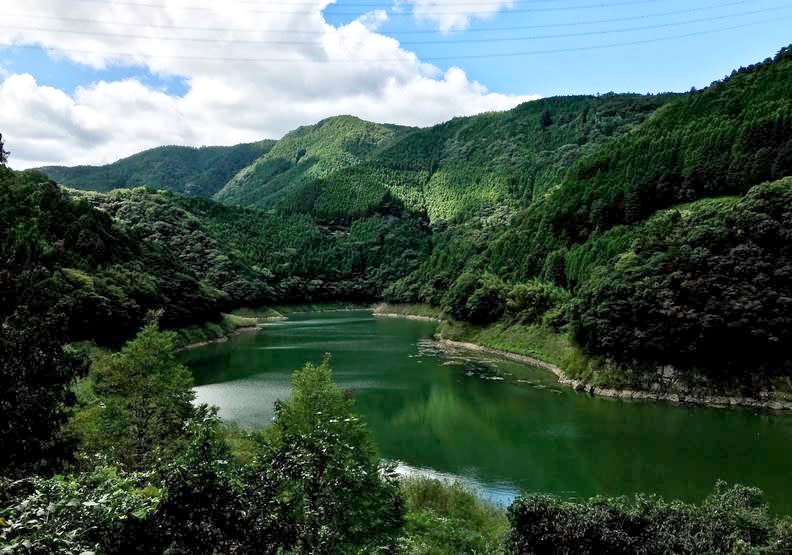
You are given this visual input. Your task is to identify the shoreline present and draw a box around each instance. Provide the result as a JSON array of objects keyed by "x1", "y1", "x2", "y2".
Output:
[
  {"x1": 177, "y1": 324, "x2": 260, "y2": 351},
  {"x1": 373, "y1": 307, "x2": 792, "y2": 411},
  {"x1": 438, "y1": 338, "x2": 792, "y2": 411},
  {"x1": 373, "y1": 312, "x2": 442, "y2": 323}
]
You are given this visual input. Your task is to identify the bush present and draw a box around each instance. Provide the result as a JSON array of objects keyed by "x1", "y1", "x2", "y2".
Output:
[
  {"x1": 252, "y1": 355, "x2": 404, "y2": 553},
  {"x1": 0, "y1": 467, "x2": 160, "y2": 555},
  {"x1": 506, "y1": 482, "x2": 785, "y2": 554},
  {"x1": 444, "y1": 272, "x2": 508, "y2": 325},
  {"x1": 400, "y1": 477, "x2": 508, "y2": 554},
  {"x1": 506, "y1": 280, "x2": 570, "y2": 325}
]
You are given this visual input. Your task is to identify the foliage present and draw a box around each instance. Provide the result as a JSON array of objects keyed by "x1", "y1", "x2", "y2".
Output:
[
  {"x1": 506, "y1": 481, "x2": 792, "y2": 554},
  {"x1": 38, "y1": 140, "x2": 274, "y2": 198},
  {"x1": 0, "y1": 467, "x2": 160, "y2": 555},
  {"x1": 573, "y1": 179, "x2": 792, "y2": 383},
  {"x1": 142, "y1": 413, "x2": 255, "y2": 554},
  {"x1": 0, "y1": 167, "x2": 223, "y2": 345},
  {"x1": 84, "y1": 187, "x2": 431, "y2": 305},
  {"x1": 216, "y1": 116, "x2": 412, "y2": 210},
  {"x1": 0, "y1": 308, "x2": 86, "y2": 477},
  {"x1": 73, "y1": 320, "x2": 196, "y2": 470},
  {"x1": 399, "y1": 477, "x2": 508, "y2": 554},
  {"x1": 505, "y1": 280, "x2": 570, "y2": 326},
  {"x1": 256, "y1": 355, "x2": 404, "y2": 553}
]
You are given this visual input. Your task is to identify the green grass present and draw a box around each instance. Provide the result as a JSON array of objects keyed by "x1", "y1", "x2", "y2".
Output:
[
  {"x1": 399, "y1": 477, "x2": 508, "y2": 554},
  {"x1": 436, "y1": 320, "x2": 627, "y2": 387},
  {"x1": 372, "y1": 303, "x2": 443, "y2": 319},
  {"x1": 228, "y1": 306, "x2": 286, "y2": 319}
]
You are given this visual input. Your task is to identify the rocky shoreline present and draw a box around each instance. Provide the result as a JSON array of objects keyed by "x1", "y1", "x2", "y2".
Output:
[
  {"x1": 437, "y1": 338, "x2": 792, "y2": 411},
  {"x1": 369, "y1": 306, "x2": 792, "y2": 411}
]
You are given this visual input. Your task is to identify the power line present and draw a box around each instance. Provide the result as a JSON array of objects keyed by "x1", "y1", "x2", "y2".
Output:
[
  {"x1": 2, "y1": 0, "x2": 755, "y2": 35},
  {"x1": 1, "y1": 5, "x2": 786, "y2": 46},
  {"x1": 0, "y1": 6, "x2": 792, "y2": 46},
  {"x1": 0, "y1": 15, "x2": 786, "y2": 63},
  {"x1": 46, "y1": 0, "x2": 671, "y2": 16}
]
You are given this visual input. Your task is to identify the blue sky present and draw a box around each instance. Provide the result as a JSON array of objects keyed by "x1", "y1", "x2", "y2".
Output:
[{"x1": 1, "y1": 0, "x2": 791, "y2": 167}]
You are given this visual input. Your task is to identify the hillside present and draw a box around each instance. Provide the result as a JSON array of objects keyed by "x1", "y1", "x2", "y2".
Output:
[
  {"x1": 217, "y1": 95, "x2": 675, "y2": 223},
  {"x1": 0, "y1": 168, "x2": 224, "y2": 347},
  {"x1": 385, "y1": 45, "x2": 792, "y2": 390},
  {"x1": 82, "y1": 187, "x2": 431, "y2": 303},
  {"x1": 39, "y1": 140, "x2": 274, "y2": 197},
  {"x1": 214, "y1": 116, "x2": 412, "y2": 209}
]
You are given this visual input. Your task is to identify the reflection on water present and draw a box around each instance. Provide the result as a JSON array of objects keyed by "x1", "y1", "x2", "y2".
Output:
[{"x1": 182, "y1": 310, "x2": 792, "y2": 511}]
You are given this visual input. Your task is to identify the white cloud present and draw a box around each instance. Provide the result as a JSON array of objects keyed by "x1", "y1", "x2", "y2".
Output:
[
  {"x1": 401, "y1": 0, "x2": 515, "y2": 32},
  {"x1": 0, "y1": 0, "x2": 537, "y2": 168}
]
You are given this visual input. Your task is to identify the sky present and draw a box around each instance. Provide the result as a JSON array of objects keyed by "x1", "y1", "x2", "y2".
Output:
[{"x1": 1, "y1": 0, "x2": 791, "y2": 169}]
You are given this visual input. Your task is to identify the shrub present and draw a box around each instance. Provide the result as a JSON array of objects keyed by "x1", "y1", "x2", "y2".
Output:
[
  {"x1": 400, "y1": 477, "x2": 508, "y2": 554},
  {"x1": 506, "y1": 482, "x2": 783, "y2": 554},
  {"x1": 506, "y1": 280, "x2": 570, "y2": 325}
]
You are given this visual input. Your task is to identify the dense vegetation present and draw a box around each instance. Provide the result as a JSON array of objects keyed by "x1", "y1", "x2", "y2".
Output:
[
  {"x1": 3, "y1": 44, "x2": 792, "y2": 552},
  {"x1": 82, "y1": 187, "x2": 431, "y2": 303},
  {"x1": 507, "y1": 483, "x2": 792, "y2": 554},
  {"x1": 39, "y1": 140, "x2": 274, "y2": 198},
  {"x1": 384, "y1": 45, "x2": 792, "y2": 391},
  {"x1": 24, "y1": 44, "x2": 792, "y2": 391}
]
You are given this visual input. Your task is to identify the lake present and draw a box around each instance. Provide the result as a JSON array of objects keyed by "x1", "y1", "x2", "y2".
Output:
[{"x1": 181, "y1": 310, "x2": 792, "y2": 511}]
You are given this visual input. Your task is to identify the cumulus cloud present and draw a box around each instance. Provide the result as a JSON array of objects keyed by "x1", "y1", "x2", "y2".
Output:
[
  {"x1": 0, "y1": 0, "x2": 536, "y2": 168},
  {"x1": 400, "y1": 0, "x2": 515, "y2": 33}
]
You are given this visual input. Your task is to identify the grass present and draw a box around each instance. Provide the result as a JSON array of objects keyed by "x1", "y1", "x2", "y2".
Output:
[
  {"x1": 436, "y1": 320, "x2": 627, "y2": 388},
  {"x1": 227, "y1": 306, "x2": 286, "y2": 320},
  {"x1": 372, "y1": 303, "x2": 444, "y2": 319},
  {"x1": 399, "y1": 477, "x2": 508, "y2": 554}
]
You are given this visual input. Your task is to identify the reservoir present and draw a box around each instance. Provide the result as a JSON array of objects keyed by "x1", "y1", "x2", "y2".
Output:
[{"x1": 182, "y1": 310, "x2": 792, "y2": 512}]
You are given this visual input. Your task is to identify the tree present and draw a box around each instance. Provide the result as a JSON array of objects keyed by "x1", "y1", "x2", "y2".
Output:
[
  {"x1": 540, "y1": 109, "x2": 553, "y2": 129},
  {"x1": 0, "y1": 133, "x2": 8, "y2": 166},
  {"x1": 0, "y1": 308, "x2": 86, "y2": 477},
  {"x1": 79, "y1": 319, "x2": 196, "y2": 469},
  {"x1": 255, "y1": 355, "x2": 403, "y2": 553}
]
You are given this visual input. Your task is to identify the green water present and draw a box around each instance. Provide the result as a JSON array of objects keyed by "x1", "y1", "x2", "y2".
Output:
[{"x1": 182, "y1": 310, "x2": 792, "y2": 511}]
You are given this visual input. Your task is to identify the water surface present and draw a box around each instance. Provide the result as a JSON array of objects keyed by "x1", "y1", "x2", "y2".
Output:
[{"x1": 182, "y1": 310, "x2": 792, "y2": 511}]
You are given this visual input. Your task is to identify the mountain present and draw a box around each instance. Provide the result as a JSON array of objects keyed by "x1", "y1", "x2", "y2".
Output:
[
  {"x1": 388, "y1": 45, "x2": 792, "y2": 387},
  {"x1": 7, "y1": 44, "x2": 792, "y2": 393},
  {"x1": 38, "y1": 140, "x2": 274, "y2": 198},
  {"x1": 216, "y1": 95, "x2": 676, "y2": 222},
  {"x1": 82, "y1": 186, "x2": 430, "y2": 304},
  {"x1": 214, "y1": 115, "x2": 413, "y2": 209}
]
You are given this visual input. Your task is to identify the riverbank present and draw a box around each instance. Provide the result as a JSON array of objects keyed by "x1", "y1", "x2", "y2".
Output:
[
  {"x1": 176, "y1": 313, "x2": 261, "y2": 351},
  {"x1": 375, "y1": 304, "x2": 792, "y2": 411},
  {"x1": 177, "y1": 303, "x2": 373, "y2": 350},
  {"x1": 372, "y1": 303, "x2": 443, "y2": 322}
]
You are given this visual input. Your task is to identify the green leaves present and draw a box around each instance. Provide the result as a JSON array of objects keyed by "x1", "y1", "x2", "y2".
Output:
[{"x1": 74, "y1": 322, "x2": 196, "y2": 470}]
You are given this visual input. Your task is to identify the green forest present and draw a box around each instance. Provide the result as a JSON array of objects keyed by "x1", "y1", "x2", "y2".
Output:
[{"x1": 2, "y1": 44, "x2": 792, "y2": 553}]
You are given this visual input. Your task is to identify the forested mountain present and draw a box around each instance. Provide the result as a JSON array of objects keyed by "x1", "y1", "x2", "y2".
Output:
[
  {"x1": 216, "y1": 94, "x2": 675, "y2": 222},
  {"x1": 215, "y1": 116, "x2": 413, "y2": 209},
  {"x1": 385, "y1": 46, "x2": 792, "y2": 388},
  {"x1": 38, "y1": 140, "x2": 274, "y2": 198}
]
